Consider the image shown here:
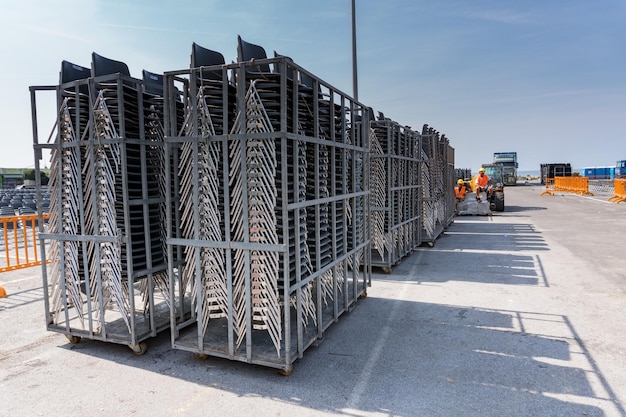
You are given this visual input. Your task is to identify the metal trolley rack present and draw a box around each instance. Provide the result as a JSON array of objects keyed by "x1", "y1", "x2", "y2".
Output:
[
  {"x1": 443, "y1": 142, "x2": 457, "y2": 226},
  {"x1": 163, "y1": 40, "x2": 371, "y2": 374},
  {"x1": 420, "y1": 125, "x2": 455, "y2": 246},
  {"x1": 369, "y1": 115, "x2": 422, "y2": 273},
  {"x1": 28, "y1": 38, "x2": 459, "y2": 369},
  {"x1": 30, "y1": 54, "x2": 171, "y2": 353}
]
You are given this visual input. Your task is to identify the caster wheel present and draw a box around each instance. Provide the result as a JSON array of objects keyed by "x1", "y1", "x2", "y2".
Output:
[
  {"x1": 312, "y1": 337, "x2": 323, "y2": 347},
  {"x1": 130, "y1": 342, "x2": 148, "y2": 355},
  {"x1": 382, "y1": 267, "x2": 392, "y2": 274},
  {"x1": 427, "y1": 242, "x2": 435, "y2": 247},
  {"x1": 358, "y1": 291, "x2": 368, "y2": 299},
  {"x1": 66, "y1": 335, "x2": 81, "y2": 344},
  {"x1": 195, "y1": 353, "x2": 209, "y2": 360},
  {"x1": 279, "y1": 366, "x2": 294, "y2": 376}
]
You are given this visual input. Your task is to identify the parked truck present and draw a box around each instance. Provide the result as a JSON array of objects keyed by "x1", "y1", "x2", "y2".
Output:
[{"x1": 493, "y1": 152, "x2": 518, "y2": 186}]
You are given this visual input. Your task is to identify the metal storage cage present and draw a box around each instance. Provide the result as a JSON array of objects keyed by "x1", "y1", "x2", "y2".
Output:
[
  {"x1": 420, "y1": 124, "x2": 454, "y2": 245},
  {"x1": 369, "y1": 114, "x2": 422, "y2": 273},
  {"x1": 444, "y1": 141, "x2": 456, "y2": 226},
  {"x1": 29, "y1": 54, "x2": 171, "y2": 353},
  {"x1": 163, "y1": 41, "x2": 371, "y2": 374}
]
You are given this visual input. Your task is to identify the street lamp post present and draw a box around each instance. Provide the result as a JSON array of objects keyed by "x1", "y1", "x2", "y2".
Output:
[{"x1": 351, "y1": 0, "x2": 358, "y2": 102}]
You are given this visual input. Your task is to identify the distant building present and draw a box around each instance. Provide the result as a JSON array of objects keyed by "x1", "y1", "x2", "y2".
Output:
[
  {"x1": 582, "y1": 166, "x2": 616, "y2": 180},
  {"x1": 0, "y1": 167, "x2": 51, "y2": 189},
  {"x1": 0, "y1": 168, "x2": 27, "y2": 189},
  {"x1": 540, "y1": 163, "x2": 572, "y2": 184}
]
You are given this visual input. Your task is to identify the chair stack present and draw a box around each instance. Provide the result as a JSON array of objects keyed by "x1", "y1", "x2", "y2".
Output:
[
  {"x1": 32, "y1": 54, "x2": 171, "y2": 352},
  {"x1": 164, "y1": 38, "x2": 371, "y2": 374},
  {"x1": 369, "y1": 115, "x2": 423, "y2": 272},
  {"x1": 420, "y1": 124, "x2": 455, "y2": 245}
]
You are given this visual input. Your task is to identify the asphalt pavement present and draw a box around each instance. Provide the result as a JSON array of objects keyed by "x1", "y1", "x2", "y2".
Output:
[{"x1": 1, "y1": 183, "x2": 625, "y2": 417}]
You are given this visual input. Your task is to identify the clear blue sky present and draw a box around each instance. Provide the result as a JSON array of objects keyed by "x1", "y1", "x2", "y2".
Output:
[{"x1": 1, "y1": 0, "x2": 624, "y2": 172}]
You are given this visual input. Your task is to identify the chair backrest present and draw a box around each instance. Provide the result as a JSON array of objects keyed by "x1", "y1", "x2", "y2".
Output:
[
  {"x1": 91, "y1": 52, "x2": 131, "y2": 78},
  {"x1": 274, "y1": 51, "x2": 316, "y2": 90},
  {"x1": 60, "y1": 60, "x2": 90, "y2": 94},
  {"x1": 237, "y1": 36, "x2": 270, "y2": 73},
  {"x1": 191, "y1": 42, "x2": 225, "y2": 81},
  {"x1": 142, "y1": 70, "x2": 163, "y2": 96},
  {"x1": 300, "y1": 70, "x2": 315, "y2": 90},
  {"x1": 272, "y1": 51, "x2": 295, "y2": 79},
  {"x1": 60, "y1": 60, "x2": 90, "y2": 84}
]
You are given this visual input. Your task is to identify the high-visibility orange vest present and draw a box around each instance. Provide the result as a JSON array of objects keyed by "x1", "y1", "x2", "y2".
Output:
[
  {"x1": 455, "y1": 185, "x2": 467, "y2": 199},
  {"x1": 475, "y1": 173, "x2": 489, "y2": 188}
]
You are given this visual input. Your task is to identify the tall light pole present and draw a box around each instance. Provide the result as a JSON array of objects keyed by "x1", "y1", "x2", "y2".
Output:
[{"x1": 351, "y1": 0, "x2": 358, "y2": 102}]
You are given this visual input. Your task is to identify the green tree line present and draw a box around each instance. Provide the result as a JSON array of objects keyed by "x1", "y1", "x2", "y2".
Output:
[{"x1": 22, "y1": 169, "x2": 49, "y2": 185}]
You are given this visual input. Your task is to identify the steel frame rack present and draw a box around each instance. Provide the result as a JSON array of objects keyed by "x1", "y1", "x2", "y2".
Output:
[
  {"x1": 164, "y1": 56, "x2": 371, "y2": 374},
  {"x1": 369, "y1": 117, "x2": 422, "y2": 273},
  {"x1": 420, "y1": 125, "x2": 455, "y2": 245},
  {"x1": 30, "y1": 66, "x2": 171, "y2": 354},
  {"x1": 443, "y1": 140, "x2": 456, "y2": 227}
]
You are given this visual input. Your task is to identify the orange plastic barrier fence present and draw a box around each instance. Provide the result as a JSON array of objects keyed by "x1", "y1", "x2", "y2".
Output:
[
  {"x1": 608, "y1": 179, "x2": 626, "y2": 203},
  {"x1": 0, "y1": 214, "x2": 50, "y2": 273},
  {"x1": 541, "y1": 178, "x2": 555, "y2": 195},
  {"x1": 541, "y1": 177, "x2": 593, "y2": 196}
]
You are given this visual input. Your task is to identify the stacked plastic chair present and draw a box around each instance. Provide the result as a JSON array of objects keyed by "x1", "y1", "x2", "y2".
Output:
[
  {"x1": 295, "y1": 64, "x2": 338, "y2": 309},
  {"x1": 174, "y1": 43, "x2": 233, "y2": 341},
  {"x1": 45, "y1": 60, "x2": 91, "y2": 337}
]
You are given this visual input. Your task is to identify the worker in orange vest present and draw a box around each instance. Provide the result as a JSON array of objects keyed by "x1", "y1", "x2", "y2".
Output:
[
  {"x1": 475, "y1": 167, "x2": 489, "y2": 201},
  {"x1": 454, "y1": 179, "x2": 467, "y2": 202},
  {"x1": 454, "y1": 179, "x2": 467, "y2": 212}
]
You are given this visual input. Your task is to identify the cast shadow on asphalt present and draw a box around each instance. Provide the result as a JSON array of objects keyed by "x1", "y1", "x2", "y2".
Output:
[
  {"x1": 384, "y1": 218, "x2": 549, "y2": 285},
  {"x1": 51, "y1": 212, "x2": 618, "y2": 417},
  {"x1": 503, "y1": 205, "x2": 548, "y2": 213},
  {"x1": 0, "y1": 285, "x2": 44, "y2": 311},
  {"x1": 55, "y1": 296, "x2": 620, "y2": 417},
  {"x1": 389, "y1": 250, "x2": 547, "y2": 287},
  {"x1": 441, "y1": 220, "x2": 549, "y2": 253},
  {"x1": 13, "y1": 206, "x2": 621, "y2": 416}
]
